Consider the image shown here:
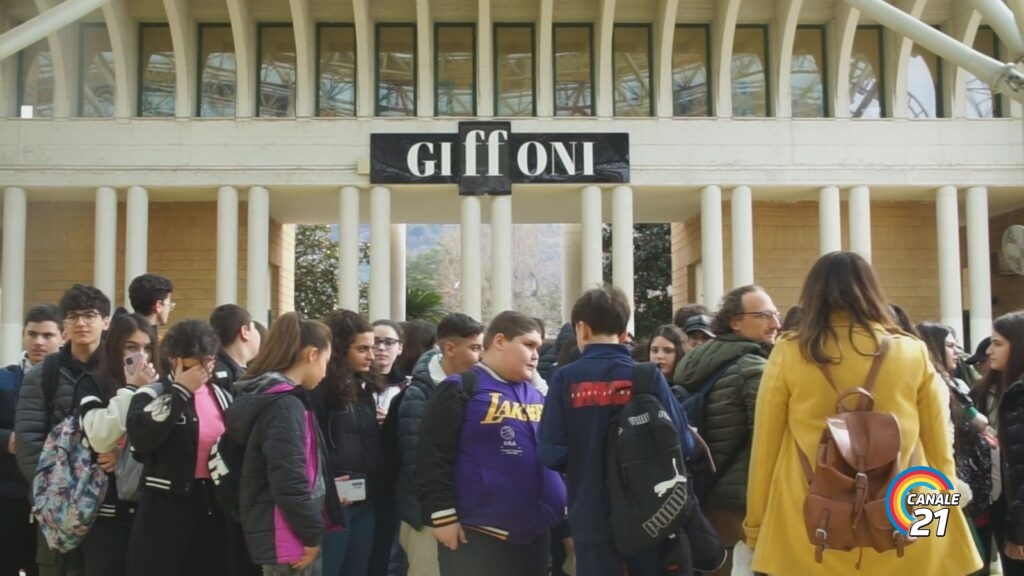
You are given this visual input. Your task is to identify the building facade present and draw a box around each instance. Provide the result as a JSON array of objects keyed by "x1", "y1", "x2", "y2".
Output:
[{"x1": 1, "y1": 0, "x2": 1022, "y2": 364}]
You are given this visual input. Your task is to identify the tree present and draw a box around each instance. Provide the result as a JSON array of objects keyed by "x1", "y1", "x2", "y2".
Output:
[
  {"x1": 603, "y1": 223, "x2": 673, "y2": 338},
  {"x1": 294, "y1": 224, "x2": 368, "y2": 320},
  {"x1": 405, "y1": 287, "x2": 447, "y2": 324}
]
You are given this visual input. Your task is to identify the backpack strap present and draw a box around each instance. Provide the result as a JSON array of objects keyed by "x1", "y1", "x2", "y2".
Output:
[
  {"x1": 630, "y1": 362, "x2": 659, "y2": 397},
  {"x1": 818, "y1": 336, "x2": 892, "y2": 413},
  {"x1": 457, "y1": 370, "x2": 478, "y2": 398}
]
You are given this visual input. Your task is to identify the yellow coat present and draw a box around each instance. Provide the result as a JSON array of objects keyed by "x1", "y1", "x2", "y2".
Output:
[{"x1": 744, "y1": 316, "x2": 983, "y2": 576}]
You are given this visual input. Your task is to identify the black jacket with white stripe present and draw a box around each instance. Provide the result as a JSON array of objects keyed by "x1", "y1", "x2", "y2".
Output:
[{"x1": 126, "y1": 380, "x2": 231, "y2": 495}]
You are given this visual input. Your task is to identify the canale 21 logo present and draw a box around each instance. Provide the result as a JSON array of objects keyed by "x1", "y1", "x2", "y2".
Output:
[{"x1": 885, "y1": 466, "x2": 962, "y2": 537}]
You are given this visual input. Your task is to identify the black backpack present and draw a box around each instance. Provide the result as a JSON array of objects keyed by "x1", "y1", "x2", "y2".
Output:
[{"x1": 607, "y1": 363, "x2": 694, "y2": 555}]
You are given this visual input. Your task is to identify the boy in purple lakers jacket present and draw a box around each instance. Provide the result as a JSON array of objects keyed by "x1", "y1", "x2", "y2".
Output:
[{"x1": 417, "y1": 311, "x2": 567, "y2": 576}]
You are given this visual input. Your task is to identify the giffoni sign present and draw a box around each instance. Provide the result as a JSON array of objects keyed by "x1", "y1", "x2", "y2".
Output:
[{"x1": 370, "y1": 121, "x2": 630, "y2": 195}]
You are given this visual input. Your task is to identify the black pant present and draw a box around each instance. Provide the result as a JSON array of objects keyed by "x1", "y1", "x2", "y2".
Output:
[
  {"x1": 992, "y1": 496, "x2": 1024, "y2": 576},
  {"x1": 81, "y1": 507, "x2": 134, "y2": 576},
  {"x1": 125, "y1": 481, "x2": 228, "y2": 576},
  {"x1": 370, "y1": 497, "x2": 400, "y2": 576},
  {"x1": 437, "y1": 529, "x2": 549, "y2": 576},
  {"x1": 227, "y1": 518, "x2": 262, "y2": 576},
  {"x1": 0, "y1": 497, "x2": 38, "y2": 576}
]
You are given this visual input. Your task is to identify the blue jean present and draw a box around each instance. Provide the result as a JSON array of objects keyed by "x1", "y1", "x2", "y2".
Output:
[{"x1": 323, "y1": 502, "x2": 376, "y2": 576}]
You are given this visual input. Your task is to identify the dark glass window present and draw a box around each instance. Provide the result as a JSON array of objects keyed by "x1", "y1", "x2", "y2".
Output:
[{"x1": 139, "y1": 24, "x2": 175, "y2": 117}]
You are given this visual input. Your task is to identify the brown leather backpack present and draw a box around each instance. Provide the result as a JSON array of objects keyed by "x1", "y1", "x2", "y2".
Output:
[{"x1": 796, "y1": 336, "x2": 915, "y2": 566}]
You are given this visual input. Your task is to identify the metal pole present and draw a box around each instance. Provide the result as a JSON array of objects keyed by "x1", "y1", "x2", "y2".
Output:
[
  {"x1": 967, "y1": 0, "x2": 1024, "y2": 60},
  {"x1": 0, "y1": 0, "x2": 113, "y2": 62}
]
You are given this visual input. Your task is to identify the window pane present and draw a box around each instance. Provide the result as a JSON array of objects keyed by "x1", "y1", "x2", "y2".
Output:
[
  {"x1": 318, "y1": 25, "x2": 356, "y2": 117},
  {"x1": 80, "y1": 24, "x2": 115, "y2": 117},
  {"x1": 140, "y1": 25, "x2": 175, "y2": 117},
  {"x1": 850, "y1": 27, "x2": 883, "y2": 118},
  {"x1": 495, "y1": 25, "x2": 534, "y2": 117},
  {"x1": 436, "y1": 25, "x2": 475, "y2": 116},
  {"x1": 966, "y1": 27, "x2": 998, "y2": 118},
  {"x1": 732, "y1": 26, "x2": 767, "y2": 117},
  {"x1": 672, "y1": 26, "x2": 709, "y2": 117},
  {"x1": 199, "y1": 25, "x2": 236, "y2": 117},
  {"x1": 614, "y1": 25, "x2": 651, "y2": 117},
  {"x1": 18, "y1": 40, "x2": 54, "y2": 117},
  {"x1": 554, "y1": 25, "x2": 592, "y2": 116},
  {"x1": 259, "y1": 25, "x2": 296, "y2": 117},
  {"x1": 378, "y1": 25, "x2": 416, "y2": 116},
  {"x1": 908, "y1": 42, "x2": 941, "y2": 118},
  {"x1": 792, "y1": 27, "x2": 826, "y2": 117}
]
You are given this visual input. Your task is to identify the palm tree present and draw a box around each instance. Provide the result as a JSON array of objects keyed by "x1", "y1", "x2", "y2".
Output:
[{"x1": 405, "y1": 287, "x2": 446, "y2": 324}]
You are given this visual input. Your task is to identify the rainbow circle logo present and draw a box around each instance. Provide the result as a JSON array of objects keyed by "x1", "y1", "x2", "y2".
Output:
[{"x1": 885, "y1": 466, "x2": 955, "y2": 535}]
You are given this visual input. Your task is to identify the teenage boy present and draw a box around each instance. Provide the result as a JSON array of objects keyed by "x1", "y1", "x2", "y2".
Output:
[
  {"x1": 417, "y1": 311, "x2": 566, "y2": 576},
  {"x1": 209, "y1": 304, "x2": 261, "y2": 393},
  {"x1": 128, "y1": 273, "x2": 175, "y2": 328},
  {"x1": 1, "y1": 304, "x2": 64, "y2": 576},
  {"x1": 16, "y1": 284, "x2": 113, "y2": 576},
  {"x1": 397, "y1": 313, "x2": 484, "y2": 576},
  {"x1": 538, "y1": 286, "x2": 696, "y2": 576}
]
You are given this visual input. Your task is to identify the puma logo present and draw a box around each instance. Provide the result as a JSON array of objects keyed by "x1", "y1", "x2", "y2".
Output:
[{"x1": 653, "y1": 458, "x2": 687, "y2": 498}]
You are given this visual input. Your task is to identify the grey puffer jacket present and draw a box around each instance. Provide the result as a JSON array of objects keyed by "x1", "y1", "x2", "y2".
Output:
[
  {"x1": 672, "y1": 334, "x2": 771, "y2": 511},
  {"x1": 396, "y1": 349, "x2": 446, "y2": 528}
]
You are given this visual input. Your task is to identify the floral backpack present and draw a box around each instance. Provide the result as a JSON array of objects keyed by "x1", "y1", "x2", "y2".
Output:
[{"x1": 31, "y1": 355, "x2": 109, "y2": 553}]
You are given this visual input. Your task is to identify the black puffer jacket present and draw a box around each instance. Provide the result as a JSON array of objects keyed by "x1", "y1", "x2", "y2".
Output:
[
  {"x1": 672, "y1": 334, "x2": 771, "y2": 511},
  {"x1": 310, "y1": 380, "x2": 386, "y2": 501},
  {"x1": 15, "y1": 344, "x2": 100, "y2": 482},
  {"x1": 396, "y1": 349, "x2": 445, "y2": 528},
  {"x1": 998, "y1": 378, "x2": 1024, "y2": 545}
]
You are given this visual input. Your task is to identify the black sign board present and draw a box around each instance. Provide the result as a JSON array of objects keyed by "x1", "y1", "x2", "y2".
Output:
[{"x1": 370, "y1": 121, "x2": 630, "y2": 195}]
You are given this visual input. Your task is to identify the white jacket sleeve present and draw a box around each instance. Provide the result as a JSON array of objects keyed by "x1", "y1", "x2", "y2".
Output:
[{"x1": 81, "y1": 387, "x2": 135, "y2": 453}]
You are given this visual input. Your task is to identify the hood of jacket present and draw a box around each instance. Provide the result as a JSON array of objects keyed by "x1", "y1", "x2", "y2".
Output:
[
  {"x1": 676, "y1": 334, "x2": 773, "y2": 391},
  {"x1": 410, "y1": 348, "x2": 445, "y2": 388},
  {"x1": 226, "y1": 371, "x2": 301, "y2": 446}
]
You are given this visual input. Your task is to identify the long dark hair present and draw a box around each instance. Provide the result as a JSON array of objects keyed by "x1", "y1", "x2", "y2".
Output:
[
  {"x1": 648, "y1": 324, "x2": 685, "y2": 372},
  {"x1": 96, "y1": 312, "x2": 158, "y2": 400},
  {"x1": 243, "y1": 312, "x2": 331, "y2": 379},
  {"x1": 973, "y1": 311, "x2": 1024, "y2": 408},
  {"x1": 323, "y1": 309, "x2": 373, "y2": 407},
  {"x1": 916, "y1": 322, "x2": 954, "y2": 378},
  {"x1": 395, "y1": 319, "x2": 437, "y2": 376},
  {"x1": 795, "y1": 251, "x2": 904, "y2": 364}
]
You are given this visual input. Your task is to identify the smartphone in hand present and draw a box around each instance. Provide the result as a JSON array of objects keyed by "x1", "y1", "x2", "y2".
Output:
[{"x1": 124, "y1": 352, "x2": 146, "y2": 377}]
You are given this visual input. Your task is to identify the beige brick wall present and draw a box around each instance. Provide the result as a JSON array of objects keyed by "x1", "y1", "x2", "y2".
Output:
[
  {"x1": 671, "y1": 201, "x2": 942, "y2": 324},
  {"x1": 990, "y1": 207, "x2": 1024, "y2": 316}
]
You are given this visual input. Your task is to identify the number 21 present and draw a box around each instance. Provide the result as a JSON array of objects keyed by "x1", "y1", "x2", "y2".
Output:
[{"x1": 908, "y1": 508, "x2": 950, "y2": 537}]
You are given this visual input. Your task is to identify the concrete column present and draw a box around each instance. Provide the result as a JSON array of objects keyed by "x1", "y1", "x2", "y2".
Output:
[
  {"x1": 966, "y1": 186, "x2": 993, "y2": 349},
  {"x1": 1, "y1": 187, "x2": 27, "y2": 365},
  {"x1": 612, "y1": 186, "x2": 635, "y2": 333},
  {"x1": 460, "y1": 196, "x2": 482, "y2": 319},
  {"x1": 936, "y1": 186, "x2": 964, "y2": 340},
  {"x1": 369, "y1": 186, "x2": 391, "y2": 320},
  {"x1": 217, "y1": 186, "x2": 239, "y2": 305},
  {"x1": 819, "y1": 185, "x2": 842, "y2": 254},
  {"x1": 580, "y1": 186, "x2": 603, "y2": 290},
  {"x1": 477, "y1": 0, "x2": 493, "y2": 116},
  {"x1": 94, "y1": 186, "x2": 118, "y2": 301},
  {"x1": 339, "y1": 186, "x2": 361, "y2": 311},
  {"x1": 491, "y1": 195, "x2": 513, "y2": 315},
  {"x1": 124, "y1": 186, "x2": 149, "y2": 308},
  {"x1": 562, "y1": 223, "x2": 582, "y2": 323},
  {"x1": 848, "y1": 185, "x2": 872, "y2": 262},
  {"x1": 247, "y1": 186, "x2": 270, "y2": 324},
  {"x1": 701, "y1": 185, "x2": 724, "y2": 308},
  {"x1": 0, "y1": 0, "x2": 112, "y2": 61},
  {"x1": 730, "y1": 185, "x2": 754, "y2": 286},
  {"x1": 390, "y1": 224, "x2": 407, "y2": 321}
]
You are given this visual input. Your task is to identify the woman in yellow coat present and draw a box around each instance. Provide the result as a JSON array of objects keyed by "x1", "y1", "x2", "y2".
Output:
[{"x1": 743, "y1": 251, "x2": 982, "y2": 575}]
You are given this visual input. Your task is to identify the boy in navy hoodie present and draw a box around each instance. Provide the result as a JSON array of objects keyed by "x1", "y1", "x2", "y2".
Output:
[
  {"x1": 539, "y1": 286, "x2": 697, "y2": 576},
  {"x1": 417, "y1": 311, "x2": 567, "y2": 576}
]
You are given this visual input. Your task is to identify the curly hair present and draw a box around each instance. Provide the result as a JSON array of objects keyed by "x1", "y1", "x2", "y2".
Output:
[
  {"x1": 323, "y1": 309, "x2": 373, "y2": 407},
  {"x1": 710, "y1": 285, "x2": 761, "y2": 336},
  {"x1": 161, "y1": 319, "x2": 220, "y2": 360}
]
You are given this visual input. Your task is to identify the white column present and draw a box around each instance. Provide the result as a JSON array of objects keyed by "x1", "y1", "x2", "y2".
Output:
[
  {"x1": 94, "y1": 186, "x2": 118, "y2": 301},
  {"x1": 247, "y1": 186, "x2": 270, "y2": 324},
  {"x1": 1, "y1": 187, "x2": 27, "y2": 365},
  {"x1": 612, "y1": 186, "x2": 635, "y2": 333},
  {"x1": 339, "y1": 186, "x2": 361, "y2": 311},
  {"x1": 369, "y1": 186, "x2": 391, "y2": 320},
  {"x1": 819, "y1": 185, "x2": 842, "y2": 254},
  {"x1": 390, "y1": 224, "x2": 407, "y2": 321},
  {"x1": 580, "y1": 186, "x2": 603, "y2": 290},
  {"x1": 701, "y1": 185, "x2": 724, "y2": 308},
  {"x1": 0, "y1": 0, "x2": 112, "y2": 61},
  {"x1": 460, "y1": 196, "x2": 482, "y2": 319},
  {"x1": 936, "y1": 186, "x2": 964, "y2": 340},
  {"x1": 477, "y1": 0, "x2": 494, "y2": 116},
  {"x1": 848, "y1": 185, "x2": 872, "y2": 263},
  {"x1": 966, "y1": 186, "x2": 993, "y2": 349},
  {"x1": 562, "y1": 223, "x2": 582, "y2": 323},
  {"x1": 730, "y1": 185, "x2": 754, "y2": 286},
  {"x1": 217, "y1": 186, "x2": 239, "y2": 305},
  {"x1": 491, "y1": 196, "x2": 513, "y2": 314},
  {"x1": 124, "y1": 186, "x2": 149, "y2": 308}
]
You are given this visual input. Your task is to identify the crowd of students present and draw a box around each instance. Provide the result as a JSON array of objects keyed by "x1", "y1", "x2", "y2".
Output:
[{"x1": 1, "y1": 251, "x2": 1024, "y2": 576}]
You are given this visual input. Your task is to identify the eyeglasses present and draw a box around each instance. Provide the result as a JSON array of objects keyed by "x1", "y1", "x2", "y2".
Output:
[
  {"x1": 737, "y1": 310, "x2": 781, "y2": 321},
  {"x1": 165, "y1": 299, "x2": 176, "y2": 312},
  {"x1": 373, "y1": 338, "x2": 400, "y2": 349},
  {"x1": 65, "y1": 311, "x2": 101, "y2": 324}
]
